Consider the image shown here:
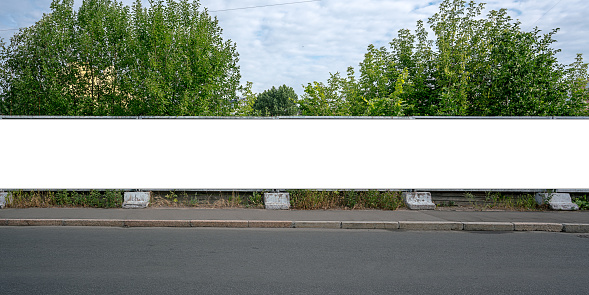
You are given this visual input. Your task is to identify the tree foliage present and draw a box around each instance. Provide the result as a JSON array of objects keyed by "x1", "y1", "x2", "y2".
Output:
[
  {"x1": 0, "y1": 0, "x2": 240, "y2": 116},
  {"x1": 300, "y1": 0, "x2": 589, "y2": 116},
  {"x1": 299, "y1": 45, "x2": 407, "y2": 116},
  {"x1": 253, "y1": 84, "x2": 298, "y2": 116}
]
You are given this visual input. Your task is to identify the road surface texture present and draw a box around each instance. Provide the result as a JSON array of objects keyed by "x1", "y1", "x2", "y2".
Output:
[{"x1": 2, "y1": 227, "x2": 588, "y2": 294}]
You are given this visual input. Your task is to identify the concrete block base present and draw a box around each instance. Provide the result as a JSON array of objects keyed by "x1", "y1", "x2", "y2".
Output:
[
  {"x1": 123, "y1": 192, "x2": 150, "y2": 209},
  {"x1": 403, "y1": 192, "x2": 436, "y2": 210},
  {"x1": 0, "y1": 192, "x2": 8, "y2": 209},
  {"x1": 264, "y1": 192, "x2": 290, "y2": 210},
  {"x1": 535, "y1": 193, "x2": 579, "y2": 211}
]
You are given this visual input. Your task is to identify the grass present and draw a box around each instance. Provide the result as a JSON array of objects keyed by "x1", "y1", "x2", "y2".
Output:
[
  {"x1": 437, "y1": 200, "x2": 458, "y2": 207},
  {"x1": 5, "y1": 190, "x2": 123, "y2": 208},
  {"x1": 288, "y1": 190, "x2": 405, "y2": 210},
  {"x1": 150, "y1": 191, "x2": 265, "y2": 208},
  {"x1": 461, "y1": 192, "x2": 543, "y2": 211},
  {"x1": 484, "y1": 192, "x2": 540, "y2": 210},
  {"x1": 573, "y1": 195, "x2": 589, "y2": 210},
  {"x1": 2, "y1": 190, "x2": 572, "y2": 211}
]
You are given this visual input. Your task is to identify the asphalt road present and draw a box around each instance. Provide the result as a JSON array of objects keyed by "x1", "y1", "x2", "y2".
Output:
[{"x1": 1, "y1": 227, "x2": 588, "y2": 295}]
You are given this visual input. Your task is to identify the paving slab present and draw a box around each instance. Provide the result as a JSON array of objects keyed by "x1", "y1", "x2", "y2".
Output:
[
  {"x1": 0, "y1": 208, "x2": 446, "y2": 221},
  {"x1": 1, "y1": 208, "x2": 589, "y2": 232},
  {"x1": 421, "y1": 211, "x2": 589, "y2": 223}
]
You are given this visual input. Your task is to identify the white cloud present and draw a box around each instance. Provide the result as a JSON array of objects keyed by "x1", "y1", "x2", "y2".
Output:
[
  {"x1": 204, "y1": 0, "x2": 589, "y2": 94},
  {"x1": 2, "y1": 0, "x2": 588, "y2": 95}
]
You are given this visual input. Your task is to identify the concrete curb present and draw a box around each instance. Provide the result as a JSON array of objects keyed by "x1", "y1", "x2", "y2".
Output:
[
  {"x1": 1, "y1": 219, "x2": 588, "y2": 232},
  {"x1": 191, "y1": 220, "x2": 248, "y2": 228},
  {"x1": 463, "y1": 222, "x2": 515, "y2": 231},
  {"x1": 63, "y1": 219, "x2": 125, "y2": 227},
  {"x1": 399, "y1": 221, "x2": 463, "y2": 231},
  {"x1": 342, "y1": 221, "x2": 389, "y2": 229},
  {"x1": 513, "y1": 222, "x2": 563, "y2": 232},
  {"x1": 248, "y1": 221, "x2": 293, "y2": 228},
  {"x1": 124, "y1": 220, "x2": 191, "y2": 227},
  {"x1": 563, "y1": 223, "x2": 589, "y2": 233},
  {"x1": 294, "y1": 221, "x2": 341, "y2": 229},
  {"x1": 3, "y1": 219, "x2": 63, "y2": 226}
]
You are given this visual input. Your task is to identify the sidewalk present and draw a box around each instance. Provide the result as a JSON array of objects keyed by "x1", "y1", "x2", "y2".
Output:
[{"x1": 1, "y1": 208, "x2": 589, "y2": 232}]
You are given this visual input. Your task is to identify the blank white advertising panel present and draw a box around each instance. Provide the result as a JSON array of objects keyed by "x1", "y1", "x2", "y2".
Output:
[{"x1": 0, "y1": 118, "x2": 587, "y2": 189}]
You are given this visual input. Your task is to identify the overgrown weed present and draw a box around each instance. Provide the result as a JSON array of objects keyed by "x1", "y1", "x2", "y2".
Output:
[
  {"x1": 288, "y1": 190, "x2": 404, "y2": 210},
  {"x1": 246, "y1": 192, "x2": 264, "y2": 208},
  {"x1": 6, "y1": 190, "x2": 123, "y2": 208},
  {"x1": 573, "y1": 195, "x2": 589, "y2": 210},
  {"x1": 150, "y1": 191, "x2": 263, "y2": 208},
  {"x1": 463, "y1": 192, "x2": 540, "y2": 211}
]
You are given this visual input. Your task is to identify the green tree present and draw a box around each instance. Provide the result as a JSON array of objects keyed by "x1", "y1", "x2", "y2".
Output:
[
  {"x1": 125, "y1": 0, "x2": 240, "y2": 116},
  {"x1": 302, "y1": 0, "x2": 588, "y2": 116},
  {"x1": 389, "y1": 21, "x2": 437, "y2": 116},
  {"x1": 299, "y1": 46, "x2": 407, "y2": 117},
  {"x1": 0, "y1": 0, "x2": 80, "y2": 115},
  {"x1": 253, "y1": 84, "x2": 299, "y2": 116},
  {"x1": 299, "y1": 70, "x2": 354, "y2": 116},
  {"x1": 0, "y1": 0, "x2": 241, "y2": 116},
  {"x1": 355, "y1": 44, "x2": 407, "y2": 116},
  {"x1": 233, "y1": 81, "x2": 260, "y2": 116},
  {"x1": 400, "y1": 0, "x2": 588, "y2": 116},
  {"x1": 74, "y1": 0, "x2": 131, "y2": 115}
]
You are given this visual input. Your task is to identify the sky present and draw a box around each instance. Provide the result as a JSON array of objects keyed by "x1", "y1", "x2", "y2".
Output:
[{"x1": 1, "y1": 0, "x2": 588, "y2": 95}]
